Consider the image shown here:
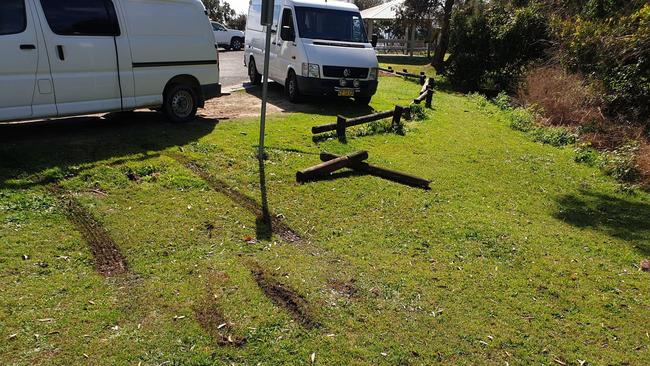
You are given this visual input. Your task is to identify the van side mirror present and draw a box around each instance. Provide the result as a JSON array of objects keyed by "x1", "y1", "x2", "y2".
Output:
[
  {"x1": 281, "y1": 26, "x2": 295, "y2": 42},
  {"x1": 371, "y1": 34, "x2": 378, "y2": 48}
]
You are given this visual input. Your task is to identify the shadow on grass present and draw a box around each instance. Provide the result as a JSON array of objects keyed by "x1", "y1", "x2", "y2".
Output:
[
  {"x1": 243, "y1": 83, "x2": 374, "y2": 118},
  {"x1": 0, "y1": 111, "x2": 218, "y2": 189},
  {"x1": 555, "y1": 190, "x2": 650, "y2": 254}
]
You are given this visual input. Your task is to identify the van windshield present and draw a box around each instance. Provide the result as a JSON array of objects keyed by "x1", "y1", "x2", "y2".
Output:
[{"x1": 294, "y1": 7, "x2": 367, "y2": 43}]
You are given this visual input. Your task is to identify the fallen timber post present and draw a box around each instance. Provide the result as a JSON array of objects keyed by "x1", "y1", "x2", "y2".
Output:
[
  {"x1": 312, "y1": 106, "x2": 412, "y2": 139},
  {"x1": 320, "y1": 153, "x2": 431, "y2": 189},
  {"x1": 296, "y1": 151, "x2": 369, "y2": 183}
]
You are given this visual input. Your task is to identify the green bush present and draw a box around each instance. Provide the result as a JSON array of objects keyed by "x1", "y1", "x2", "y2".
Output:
[
  {"x1": 530, "y1": 126, "x2": 577, "y2": 147},
  {"x1": 555, "y1": 3, "x2": 650, "y2": 123},
  {"x1": 409, "y1": 104, "x2": 428, "y2": 121},
  {"x1": 447, "y1": 1, "x2": 550, "y2": 92},
  {"x1": 509, "y1": 107, "x2": 535, "y2": 132},
  {"x1": 493, "y1": 92, "x2": 512, "y2": 110},
  {"x1": 599, "y1": 142, "x2": 641, "y2": 182},
  {"x1": 574, "y1": 144, "x2": 601, "y2": 166}
]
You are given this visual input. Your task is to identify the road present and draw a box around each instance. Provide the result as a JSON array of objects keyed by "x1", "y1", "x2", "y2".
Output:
[{"x1": 219, "y1": 50, "x2": 249, "y2": 92}]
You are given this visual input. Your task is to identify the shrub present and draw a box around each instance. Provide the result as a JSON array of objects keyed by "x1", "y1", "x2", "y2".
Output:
[
  {"x1": 447, "y1": 1, "x2": 550, "y2": 92},
  {"x1": 574, "y1": 143, "x2": 601, "y2": 166},
  {"x1": 600, "y1": 142, "x2": 641, "y2": 182},
  {"x1": 493, "y1": 92, "x2": 512, "y2": 110},
  {"x1": 517, "y1": 65, "x2": 604, "y2": 126},
  {"x1": 509, "y1": 107, "x2": 535, "y2": 132},
  {"x1": 554, "y1": 3, "x2": 650, "y2": 123},
  {"x1": 409, "y1": 104, "x2": 428, "y2": 121},
  {"x1": 530, "y1": 126, "x2": 577, "y2": 147}
]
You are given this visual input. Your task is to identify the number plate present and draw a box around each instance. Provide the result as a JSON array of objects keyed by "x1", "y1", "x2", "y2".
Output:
[{"x1": 337, "y1": 88, "x2": 355, "y2": 97}]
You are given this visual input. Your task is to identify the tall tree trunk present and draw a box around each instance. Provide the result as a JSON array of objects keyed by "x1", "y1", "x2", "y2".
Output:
[{"x1": 433, "y1": 0, "x2": 455, "y2": 73}]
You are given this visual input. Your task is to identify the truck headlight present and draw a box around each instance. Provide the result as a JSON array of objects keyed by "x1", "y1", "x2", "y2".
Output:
[
  {"x1": 302, "y1": 63, "x2": 320, "y2": 78},
  {"x1": 369, "y1": 68, "x2": 378, "y2": 80}
]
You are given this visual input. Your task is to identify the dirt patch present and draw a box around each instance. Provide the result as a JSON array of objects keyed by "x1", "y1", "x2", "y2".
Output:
[
  {"x1": 200, "y1": 83, "x2": 374, "y2": 120},
  {"x1": 168, "y1": 153, "x2": 303, "y2": 244},
  {"x1": 49, "y1": 186, "x2": 128, "y2": 277},
  {"x1": 328, "y1": 278, "x2": 358, "y2": 297},
  {"x1": 249, "y1": 262, "x2": 319, "y2": 329},
  {"x1": 194, "y1": 299, "x2": 246, "y2": 347},
  {"x1": 200, "y1": 88, "x2": 282, "y2": 120},
  {"x1": 194, "y1": 271, "x2": 246, "y2": 347}
]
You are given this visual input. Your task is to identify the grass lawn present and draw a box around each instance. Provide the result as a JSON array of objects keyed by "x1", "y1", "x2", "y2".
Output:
[{"x1": 1, "y1": 72, "x2": 649, "y2": 365}]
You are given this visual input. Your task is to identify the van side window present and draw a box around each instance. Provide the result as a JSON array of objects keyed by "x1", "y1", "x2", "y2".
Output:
[
  {"x1": 40, "y1": 0, "x2": 120, "y2": 36},
  {"x1": 280, "y1": 9, "x2": 294, "y2": 41},
  {"x1": 0, "y1": 0, "x2": 27, "y2": 35}
]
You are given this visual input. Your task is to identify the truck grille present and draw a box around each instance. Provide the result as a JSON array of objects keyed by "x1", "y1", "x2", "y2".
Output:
[{"x1": 323, "y1": 66, "x2": 369, "y2": 79}]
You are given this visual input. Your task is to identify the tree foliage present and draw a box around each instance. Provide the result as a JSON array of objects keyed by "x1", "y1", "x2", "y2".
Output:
[
  {"x1": 446, "y1": 1, "x2": 549, "y2": 91},
  {"x1": 354, "y1": 0, "x2": 384, "y2": 11},
  {"x1": 202, "y1": 0, "x2": 237, "y2": 24}
]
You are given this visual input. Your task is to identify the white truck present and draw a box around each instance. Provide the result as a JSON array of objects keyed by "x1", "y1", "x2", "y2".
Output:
[
  {"x1": 244, "y1": 0, "x2": 379, "y2": 104},
  {"x1": 0, "y1": 0, "x2": 221, "y2": 123},
  {"x1": 212, "y1": 22, "x2": 245, "y2": 51}
]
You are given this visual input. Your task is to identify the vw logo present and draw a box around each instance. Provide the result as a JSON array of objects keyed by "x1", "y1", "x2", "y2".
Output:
[{"x1": 343, "y1": 68, "x2": 351, "y2": 77}]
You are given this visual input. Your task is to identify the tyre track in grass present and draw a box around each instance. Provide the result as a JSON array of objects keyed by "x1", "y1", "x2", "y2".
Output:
[
  {"x1": 248, "y1": 261, "x2": 320, "y2": 330},
  {"x1": 48, "y1": 185, "x2": 128, "y2": 277},
  {"x1": 167, "y1": 152, "x2": 303, "y2": 244}
]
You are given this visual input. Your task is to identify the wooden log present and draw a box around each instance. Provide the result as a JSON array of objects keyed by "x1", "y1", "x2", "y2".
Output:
[
  {"x1": 414, "y1": 90, "x2": 428, "y2": 104},
  {"x1": 336, "y1": 115, "x2": 346, "y2": 140},
  {"x1": 425, "y1": 89, "x2": 433, "y2": 109},
  {"x1": 297, "y1": 151, "x2": 369, "y2": 183},
  {"x1": 419, "y1": 72, "x2": 426, "y2": 86},
  {"x1": 320, "y1": 153, "x2": 431, "y2": 189},
  {"x1": 312, "y1": 110, "x2": 395, "y2": 134},
  {"x1": 346, "y1": 110, "x2": 394, "y2": 128},
  {"x1": 392, "y1": 105, "x2": 404, "y2": 130},
  {"x1": 427, "y1": 78, "x2": 435, "y2": 90}
]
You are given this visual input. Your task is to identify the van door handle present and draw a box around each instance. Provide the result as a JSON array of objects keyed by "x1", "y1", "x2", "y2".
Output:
[
  {"x1": 20, "y1": 44, "x2": 36, "y2": 50},
  {"x1": 56, "y1": 45, "x2": 65, "y2": 61}
]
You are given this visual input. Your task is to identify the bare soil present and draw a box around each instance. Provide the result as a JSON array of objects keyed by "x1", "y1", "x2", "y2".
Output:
[
  {"x1": 49, "y1": 186, "x2": 128, "y2": 277},
  {"x1": 249, "y1": 262, "x2": 319, "y2": 329}
]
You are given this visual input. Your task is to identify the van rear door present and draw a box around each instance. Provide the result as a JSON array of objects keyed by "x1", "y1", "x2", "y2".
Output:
[
  {"x1": 34, "y1": 0, "x2": 122, "y2": 116},
  {"x1": 0, "y1": 0, "x2": 38, "y2": 121}
]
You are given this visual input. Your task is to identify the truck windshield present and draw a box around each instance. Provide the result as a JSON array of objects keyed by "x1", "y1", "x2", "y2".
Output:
[{"x1": 295, "y1": 7, "x2": 367, "y2": 43}]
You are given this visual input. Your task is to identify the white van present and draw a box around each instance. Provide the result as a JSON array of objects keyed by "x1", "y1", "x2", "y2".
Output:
[
  {"x1": 0, "y1": 0, "x2": 220, "y2": 123},
  {"x1": 244, "y1": 0, "x2": 379, "y2": 105}
]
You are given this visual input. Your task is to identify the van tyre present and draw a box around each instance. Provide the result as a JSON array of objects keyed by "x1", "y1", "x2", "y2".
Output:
[
  {"x1": 163, "y1": 84, "x2": 198, "y2": 123},
  {"x1": 248, "y1": 58, "x2": 262, "y2": 85},
  {"x1": 355, "y1": 96, "x2": 372, "y2": 106},
  {"x1": 286, "y1": 71, "x2": 302, "y2": 103},
  {"x1": 230, "y1": 37, "x2": 243, "y2": 51}
]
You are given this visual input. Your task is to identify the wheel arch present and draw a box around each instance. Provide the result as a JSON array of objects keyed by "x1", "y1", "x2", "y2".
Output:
[{"x1": 164, "y1": 75, "x2": 204, "y2": 107}]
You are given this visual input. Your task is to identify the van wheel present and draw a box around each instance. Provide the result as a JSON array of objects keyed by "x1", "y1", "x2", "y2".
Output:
[
  {"x1": 286, "y1": 71, "x2": 302, "y2": 103},
  {"x1": 248, "y1": 58, "x2": 262, "y2": 85},
  {"x1": 355, "y1": 96, "x2": 372, "y2": 106},
  {"x1": 230, "y1": 37, "x2": 243, "y2": 51},
  {"x1": 163, "y1": 84, "x2": 198, "y2": 123}
]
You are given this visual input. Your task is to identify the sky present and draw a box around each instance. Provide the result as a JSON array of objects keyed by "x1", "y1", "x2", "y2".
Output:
[{"x1": 227, "y1": 0, "x2": 249, "y2": 15}]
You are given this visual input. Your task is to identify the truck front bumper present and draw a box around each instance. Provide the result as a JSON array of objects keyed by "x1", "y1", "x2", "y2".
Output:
[{"x1": 296, "y1": 77, "x2": 378, "y2": 98}]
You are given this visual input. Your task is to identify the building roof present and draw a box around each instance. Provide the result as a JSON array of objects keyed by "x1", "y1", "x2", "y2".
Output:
[{"x1": 360, "y1": 0, "x2": 403, "y2": 20}]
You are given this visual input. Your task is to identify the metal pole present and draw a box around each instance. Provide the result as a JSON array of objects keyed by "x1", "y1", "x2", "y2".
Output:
[{"x1": 258, "y1": 22, "x2": 273, "y2": 160}]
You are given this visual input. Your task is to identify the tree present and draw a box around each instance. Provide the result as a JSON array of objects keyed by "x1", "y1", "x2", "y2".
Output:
[
  {"x1": 354, "y1": 0, "x2": 384, "y2": 11},
  {"x1": 229, "y1": 14, "x2": 247, "y2": 31},
  {"x1": 432, "y1": 0, "x2": 455, "y2": 72},
  {"x1": 202, "y1": 0, "x2": 236, "y2": 24}
]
